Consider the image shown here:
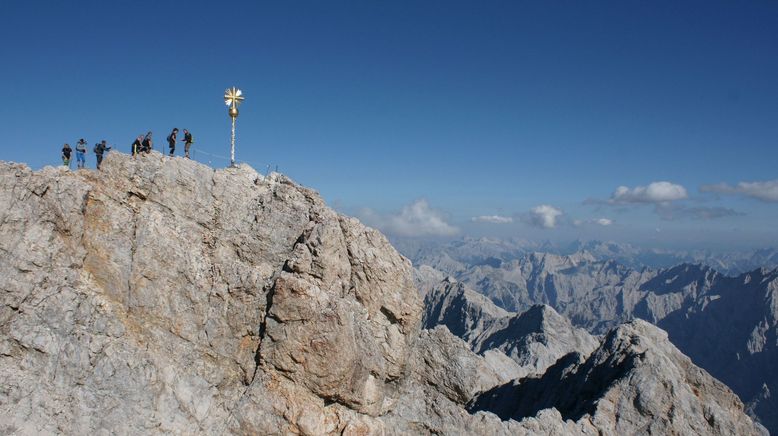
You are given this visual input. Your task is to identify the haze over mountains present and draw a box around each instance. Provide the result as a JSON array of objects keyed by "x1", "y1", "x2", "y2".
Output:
[
  {"x1": 0, "y1": 153, "x2": 768, "y2": 435},
  {"x1": 403, "y1": 237, "x2": 778, "y2": 433},
  {"x1": 396, "y1": 237, "x2": 778, "y2": 277}
]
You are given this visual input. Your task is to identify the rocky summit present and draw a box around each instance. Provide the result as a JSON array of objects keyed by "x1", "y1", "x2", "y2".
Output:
[{"x1": 0, "y1": 151, "x2": 767, "y2": 435}]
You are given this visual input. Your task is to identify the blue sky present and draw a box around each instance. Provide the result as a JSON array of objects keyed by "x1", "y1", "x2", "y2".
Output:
[{"x1": 1, "y1": 1, "x2": 777, "y2": 249}]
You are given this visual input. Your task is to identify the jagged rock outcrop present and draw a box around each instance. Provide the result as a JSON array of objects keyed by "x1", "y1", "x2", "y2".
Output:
[
  {"x1": 413, "y1": 264, "x2": 446, "y2": 297},
  {"x1": 0, "y1": 153, "x2": 766, "y2": 435},
  {"x1": 414, "y1": 248, "x2": 778, "y2": 433},
  {"x1": 423, "y1": 278, "x2": 510, "y2": 343},
  {"x1": 470, "y1": 305, "x2": 599, "y2": 378},
  {"x1": 471, "y1": 320, "x2": 768, "y2": 435},
  {"x1": 659, "y1": 267, "x2": 778, "y2": 433},
  {"x1": 407, "y1": 326, "x2": 511, "y2": 405},
  {"x1": 423, "y1": 279, "x2": 598, "y2": 379}
]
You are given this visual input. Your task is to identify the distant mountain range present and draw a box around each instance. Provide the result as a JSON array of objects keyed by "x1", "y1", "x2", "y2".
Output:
[
  {"x1": 405, "y1": 237, "x2": 778, "y2": 433},
  {"x1": 395, "y1": 237, "x2": 778, "y2": 276}
]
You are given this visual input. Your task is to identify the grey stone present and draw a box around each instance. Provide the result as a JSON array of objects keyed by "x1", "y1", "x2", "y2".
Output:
[
  {"x1": 0, "y1": 153, "x2": 765, "y2": 435},
  {"x1": 412, "y1": 240, "x2": 778, "y2": 433},
  {"x1": 471, "y1": 320, "x2": 767, "y2": 436}
]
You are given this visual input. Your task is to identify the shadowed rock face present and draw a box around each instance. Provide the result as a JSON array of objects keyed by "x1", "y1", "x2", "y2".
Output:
[
  {"x1": 470, "y1": 320, "x2": 767, "y2": 436},
  {"x1": 0, "y1": 152, "x2": 766, "y2": 435},
  {"x1": 658, "y1": 268, "x2": 778, "y2": 433},
  {"x1": 423, "y1": 279, "x2": 510, "y2": 342}
]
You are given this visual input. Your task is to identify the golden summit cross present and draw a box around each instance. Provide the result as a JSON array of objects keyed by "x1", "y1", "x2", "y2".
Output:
[
  {"x1": 224, "y1": 87, "x2": 245, "y2": 167},
  {"x1": 224, "y1": 87, "x2": 245, "y2": 108}
]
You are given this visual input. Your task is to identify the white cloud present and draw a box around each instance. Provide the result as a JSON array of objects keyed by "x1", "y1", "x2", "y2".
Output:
[
  {"x1": 528, "y1": 205, "x2": 563, "y2": 229},
  {"x1": 573, "y1": 217, "x2": 613, "y2": 227},
  {"x1": 609, "y1": 181, "x2": 688, "y2": 204},
  {"x1": 701, "y1": 180, "x2": 778, "y2": 203},
  {"x1": 358, "y1": 199, "x2": 459, "y2": 237},
  {"x1": 471, "y1": 215, "x2": 514, "y2": 224}
]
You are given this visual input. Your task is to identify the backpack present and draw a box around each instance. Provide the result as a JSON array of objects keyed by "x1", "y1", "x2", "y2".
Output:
[{"x1": 93, "y1": 145, "x2": 99, "y2": 154}]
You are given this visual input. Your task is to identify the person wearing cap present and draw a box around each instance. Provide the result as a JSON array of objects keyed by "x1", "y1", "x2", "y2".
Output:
[{"x1": 75, "y1": 138, "x2": 87, "y2": 168}]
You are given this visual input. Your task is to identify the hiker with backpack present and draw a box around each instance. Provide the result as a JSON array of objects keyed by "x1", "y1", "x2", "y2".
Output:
[
  {"x1": 141, "y1": 132, "x2": 153, "y2": 153},
  {"x1": 61, "y1": 143, "x2": 72, "y2": 168},
  {"x1": 131, "y1": 135, "x2": 143, "y2": 157},
  {"x1": 75, "y1": 139, "x2": 87, "y2": 168},
  {"x1": 182, "y1": 129, "x2": 194, "y2": 158},
  {"x1": 94, "y1": 140, "x2": 111, "y2": 169},
  {"x1": 167, "y1": 128, "x2": 178, "y2": 157}
]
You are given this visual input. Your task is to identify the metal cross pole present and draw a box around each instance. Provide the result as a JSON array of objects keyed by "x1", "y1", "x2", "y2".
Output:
[
  {"x1": 223, "y1": 87, "x2": 245, "y2": 167},
  {"x1": 230, "y1": 115, "x2": 236, "y2": 166}
]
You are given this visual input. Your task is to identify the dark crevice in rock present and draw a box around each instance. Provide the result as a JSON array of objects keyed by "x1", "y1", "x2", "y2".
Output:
[
  {"x1": 31, "y1": 185, "x2": 49, "y2": 197},
  {"x1": 126, "y1": 200, "x2": 140, "y2": 311},
  {"x1": 380, "y1": 306, "x2": 401, "y2": 325},
  {"x1": 255, "y1": 278, "x2": 277, "y2": 372},
  {"x1": 127, "y1": 190, "x2": 147, "y2": 201},
  {"x1": 77, "y1": 190, "x2": 94, "y2": 269}
]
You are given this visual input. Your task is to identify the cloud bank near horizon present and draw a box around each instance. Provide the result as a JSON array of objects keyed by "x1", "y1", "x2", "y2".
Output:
[
  {"x1": 359, "y1": 199, "x2": 459, "y2": 237},
  {"x1": 701, "y1": 180, "x2": 778, "y2": 203},
  {"x1": 471, "y1": 215, "x2": 514, "y2": 224}
]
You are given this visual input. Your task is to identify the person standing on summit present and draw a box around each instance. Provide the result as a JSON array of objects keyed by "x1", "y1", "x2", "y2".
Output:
[
  {"x1": 61, "y1": 143, "x2": 72, "y2": 168},
  {"x1": 167, "y1": 128, "x2": 178, "y2": 157},
  {"x1": 142, "y1": 132, "x2": 153, "y2": 154},
  {"x1": 131, "y1": 135, "x2": 143, "y2": 157},
  {"x1": 75, "y1": 138, "x2": 87, "y2": 169},
  {"x1": 94, "y1": 140, "x2": 111, "y2": 169},
  {"x1": 182, "y1": 129, "x2": 193, "y2": 158}
]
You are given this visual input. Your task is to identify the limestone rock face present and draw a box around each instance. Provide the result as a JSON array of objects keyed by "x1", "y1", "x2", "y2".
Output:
[
  {"x1": 0, "y1": 153, "x2": 421, "y2": 434},
  {"x1": 0, "y1": 153, "x2": 766, "y2": 435},
  {"x1": 407, "y1": 326, "x2": 515, "y2": 405},
  {"x1": 260, "y1": 215, "x2": 421, "y2": 416}
]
